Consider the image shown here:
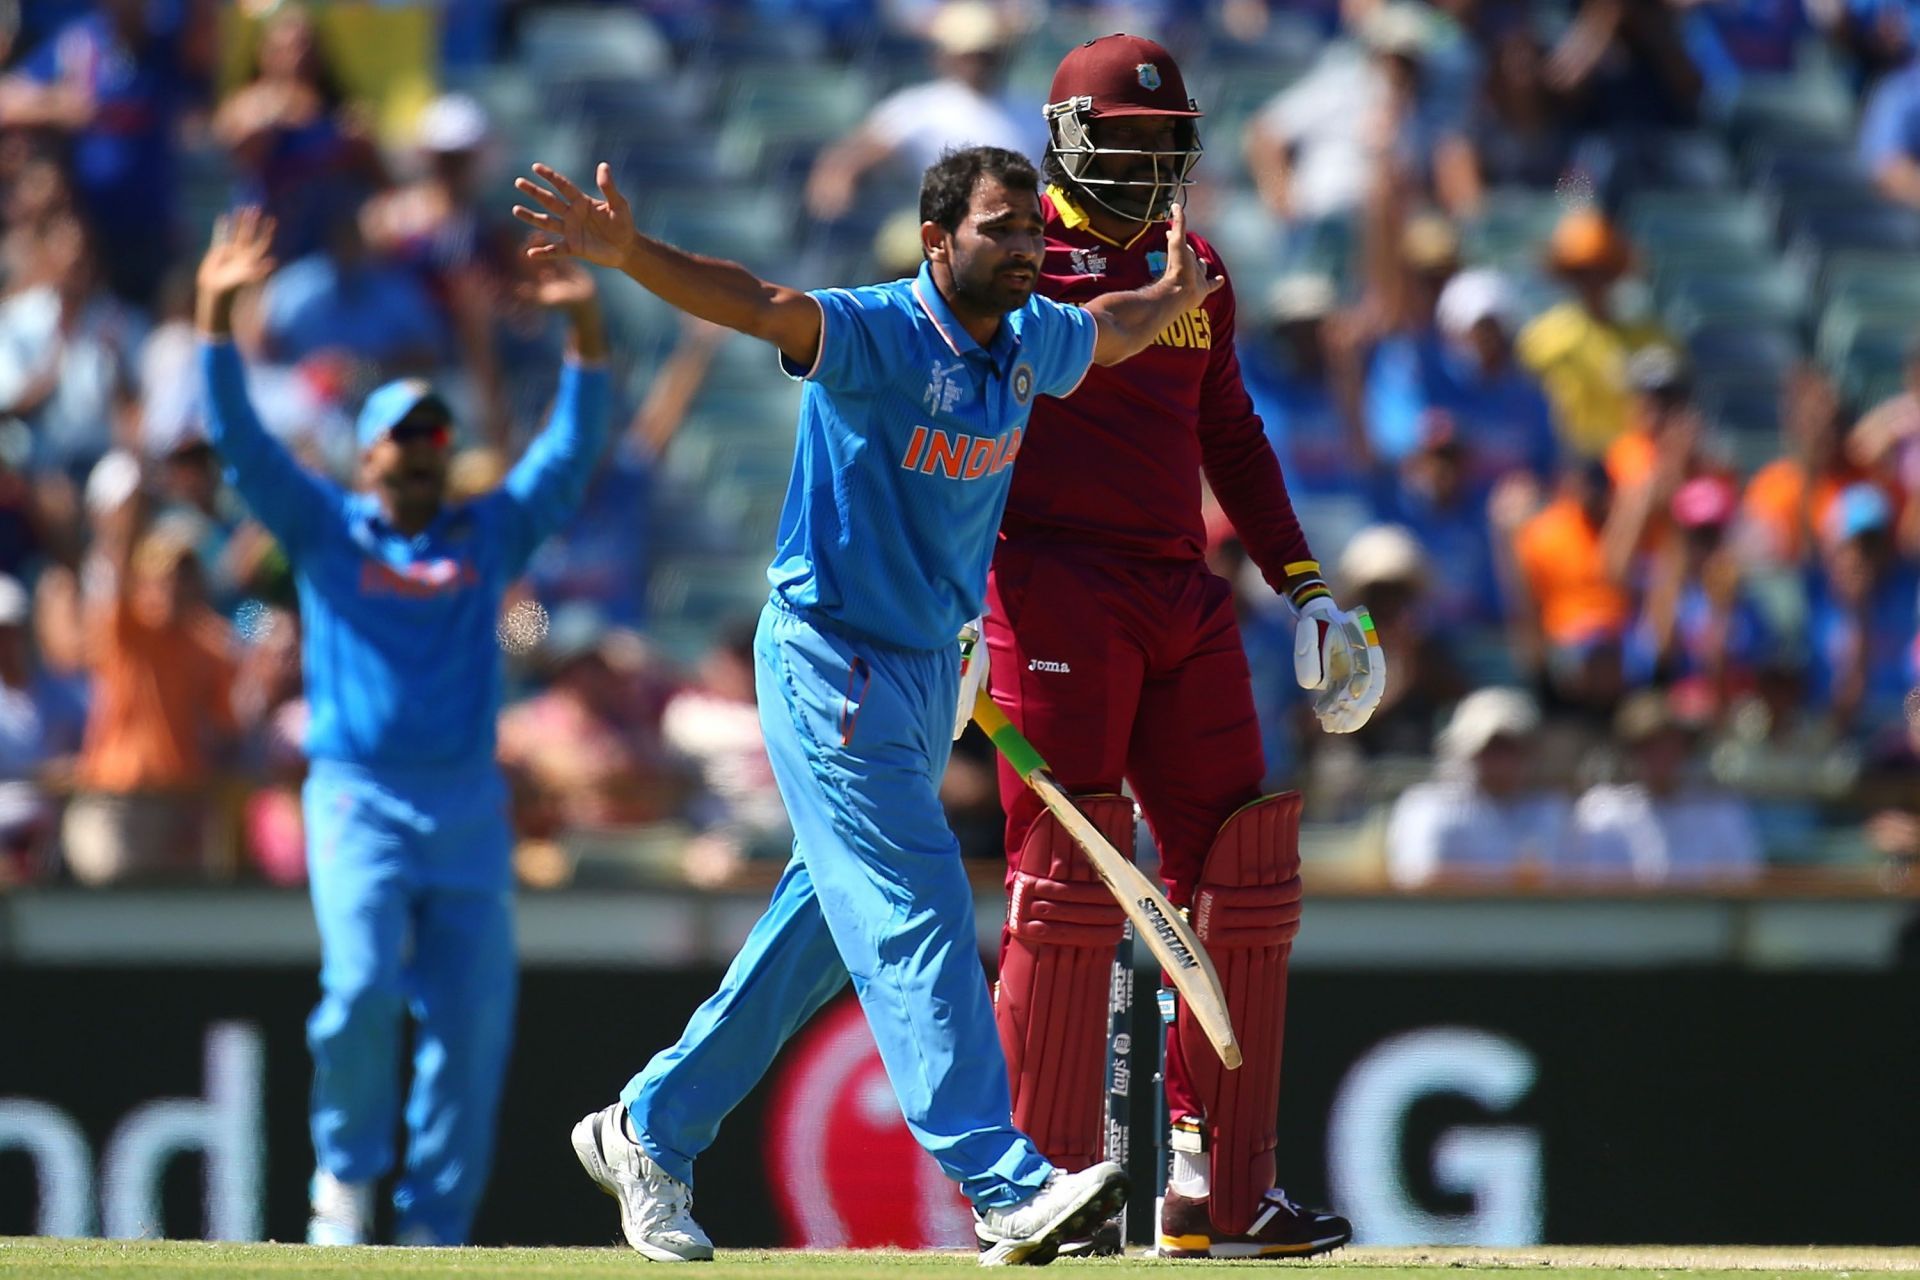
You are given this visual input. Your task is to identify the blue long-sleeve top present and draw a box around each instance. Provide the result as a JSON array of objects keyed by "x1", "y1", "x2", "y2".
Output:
[{"x1": 201, "y1": 341, "x2": 611, "y2": 776}]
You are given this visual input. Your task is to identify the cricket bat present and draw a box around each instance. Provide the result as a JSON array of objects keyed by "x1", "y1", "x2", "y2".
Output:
[{"x1": 973, "y1": 689, "x2": 1243, "y2": 1071}]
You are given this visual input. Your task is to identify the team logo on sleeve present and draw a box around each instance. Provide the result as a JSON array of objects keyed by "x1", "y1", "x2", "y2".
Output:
[
  {"x1": 1136, "y1": 62, "x2": 1162, "y2": 90},
  {"x1": 1012, "y1": 363, "x2": 1035, "y2": 405}
]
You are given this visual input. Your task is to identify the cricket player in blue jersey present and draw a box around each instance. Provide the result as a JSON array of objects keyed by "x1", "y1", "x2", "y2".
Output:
[
  {"x1": 513, "y1": 146, "x2": 1217, "y2": 1264},
  {"x1": 195, "y1": 208, "x2": 612, "y2": 1246}
]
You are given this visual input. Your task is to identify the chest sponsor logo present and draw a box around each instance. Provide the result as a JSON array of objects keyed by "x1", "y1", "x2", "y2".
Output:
[
  {"x1": 1068, "y1": 247, "x2": 1107, "y2": 276},
  {"x1": 923, "y1": 358, "x2": 968, "y2": 414},
  {"x1": 358, "y1": 557, "x2": 480, "y2": 599},
  {"x1": 1027, "y1": 658, "x2": 1071, "y2": 673},
  {"x1": 898, "y1": 425, "x2": 1024, "y2": 480},
  {"x1": 1153, "y1": 306, "x2": 1213, "y2": 350}
]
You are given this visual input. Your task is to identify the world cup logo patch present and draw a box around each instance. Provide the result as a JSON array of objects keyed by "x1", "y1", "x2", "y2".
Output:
[
  {"x1": 1012, "y1": 363, "x2": 1035, "y2": 404},
  {"x1": 1137, "y1": 62, "x2": 1162, "y2": 90}
]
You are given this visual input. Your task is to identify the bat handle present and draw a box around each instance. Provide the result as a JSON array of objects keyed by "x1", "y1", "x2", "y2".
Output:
[{"x1": 972, "y1": 689, "x2": 1050, "y2": 780}]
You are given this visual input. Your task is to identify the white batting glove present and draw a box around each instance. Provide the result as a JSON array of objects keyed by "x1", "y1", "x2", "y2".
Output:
[
  {"x1": 1293, "y1": 595, "x2": 1385, "y2": 734},
  {"x1": 955, "y1": 617, "x2": 989, "y2": 739}
]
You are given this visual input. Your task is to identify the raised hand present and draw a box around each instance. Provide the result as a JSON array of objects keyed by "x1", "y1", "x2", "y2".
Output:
[
  {"x1": 198, "y1": 207, "x2": 277, "y2": 301},
  {"x1": 513, "y1": 163, "x2": 637, "y2": 271},
  {"x1": 1161, "y1": 202, "x2": 1224, "y2": 312}
]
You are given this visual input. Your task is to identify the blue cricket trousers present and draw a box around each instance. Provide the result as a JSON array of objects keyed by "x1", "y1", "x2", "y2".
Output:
[
  {"x1": 304, "y1": 761, "x2": 518, "y2": 1243},
  {"x1": 623, "y1": 600, "x2": 1051, "y2": 1211}
]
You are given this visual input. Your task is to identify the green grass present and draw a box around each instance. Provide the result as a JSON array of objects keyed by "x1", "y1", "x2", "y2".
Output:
[{"x1": 3, "y1": 1241, "x2": 1919, "y2": 1280}]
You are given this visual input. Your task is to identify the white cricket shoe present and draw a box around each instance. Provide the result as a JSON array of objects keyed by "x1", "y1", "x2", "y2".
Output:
[
  {"x1": 307, "y1": 1171, "x2": 373, "y2": 1246},
  {"x1": 974, "y1": 1161, "x2": 1130, "y2": 1266},
  {"x1": 571, "y1": 1102, "x2": 714, "y2": 1262}
]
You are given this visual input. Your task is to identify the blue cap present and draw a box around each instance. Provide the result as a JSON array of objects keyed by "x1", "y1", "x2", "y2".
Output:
[
  {"x1": 354, "y1": 378, "x2": 448, "y2": 450},
  {"x1": 1825, "y1": 483, "x2": 1892, "y2": 545}
]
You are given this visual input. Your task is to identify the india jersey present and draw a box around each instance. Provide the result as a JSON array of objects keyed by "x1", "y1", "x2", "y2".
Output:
[
  {"x1": 202, "y1": 342, "x2": 609, "y2": 774},
  {"x1": 1005, "y1": 190, "x2": 1314, "y2": 593},
  {"x1": 772, "y1": 261, "x2": 1097, "y2": 651}
]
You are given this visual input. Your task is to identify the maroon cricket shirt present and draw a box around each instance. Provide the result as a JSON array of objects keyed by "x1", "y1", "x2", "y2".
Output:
[{"x1": 998, "y1": 188, "x2": 1317, "y2": 589}]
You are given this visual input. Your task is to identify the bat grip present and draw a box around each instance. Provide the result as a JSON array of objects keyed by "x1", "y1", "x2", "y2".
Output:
[{"x1": 972, "y1": 689, "x2": 1049, "y2": 780}]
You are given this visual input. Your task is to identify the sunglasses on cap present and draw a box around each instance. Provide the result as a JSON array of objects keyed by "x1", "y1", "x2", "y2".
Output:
[{"x1": 387, "y1": 406, "x2": 453, "y2": 448}]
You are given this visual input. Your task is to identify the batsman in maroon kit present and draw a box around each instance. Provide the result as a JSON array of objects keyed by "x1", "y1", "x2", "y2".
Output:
[{"x1": 982, "y1": 35, "x2": 1383, "y2": 1258}]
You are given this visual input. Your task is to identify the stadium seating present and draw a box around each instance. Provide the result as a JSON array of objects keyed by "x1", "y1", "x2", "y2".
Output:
[{"x1": 519, "y1": 6, "x2": 673, "y2": 86}]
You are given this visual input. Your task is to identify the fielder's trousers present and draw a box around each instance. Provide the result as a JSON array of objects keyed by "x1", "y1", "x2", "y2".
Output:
[
  {"x1": 304, "y1": 760, "x2": 517, "y2": 1244},
  {"x1": 623, "y1": 599, "x2": 1052, "y2": 1211}
]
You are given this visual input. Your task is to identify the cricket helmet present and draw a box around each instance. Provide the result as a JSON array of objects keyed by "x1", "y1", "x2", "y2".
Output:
[{"x1": 1044, "y1": 33, "x2": 1203, "y2": 223}]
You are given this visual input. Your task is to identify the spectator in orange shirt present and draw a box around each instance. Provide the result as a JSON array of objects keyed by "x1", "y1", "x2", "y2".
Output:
[
  {"x1": 1603, "y1": 346, "x2": 1700, "y2": 493},
  {"x1": 1741, "y1": 369, "x2": 1875, "y2": 568},
  {"x1": 62, "y1": 465, "x2": 237, "y2": 885},
  {"x1": 1602, "y1": 347, "x2": 1737, "y2": 586},
  {"x1": 1503, "y1": 460, "x2": 1632, "y2": 706}
]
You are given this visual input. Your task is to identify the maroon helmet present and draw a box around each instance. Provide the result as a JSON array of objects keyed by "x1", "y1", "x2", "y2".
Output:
[{"x1": 1044, "y1": 34, "x2": 1204, "y2": 223}]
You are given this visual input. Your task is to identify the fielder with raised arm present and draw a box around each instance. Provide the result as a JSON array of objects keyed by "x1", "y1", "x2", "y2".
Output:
[
  {"x1": 196, "y1": 209, "x2": 612, "y2": 1246},
  {"x1": 514, "y1": 145, "x2": 1216, "y2": 1265},
  {"x1": 983, "y1": 35, "x2": 1381, "y2": 1258}
]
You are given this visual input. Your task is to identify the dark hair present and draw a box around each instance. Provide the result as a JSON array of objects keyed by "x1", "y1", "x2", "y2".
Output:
[
  {"x1": 919, "y1": 146, "x2": 1040, "y2": 233},
  {"x1": 246, "y1": 8, "x2": 350, "y2": 112}
]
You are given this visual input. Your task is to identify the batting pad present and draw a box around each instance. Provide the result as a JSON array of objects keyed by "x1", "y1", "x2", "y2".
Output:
[
  {"x1": 996, "y1": 794, "x2": 1134, "y2": 1173},
  {"x1": 1178, "y1": 792, "x2": 1304, "y2": 1235}
]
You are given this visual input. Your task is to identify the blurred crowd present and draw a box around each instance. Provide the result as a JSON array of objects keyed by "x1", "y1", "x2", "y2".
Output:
[{"x1": 0, "y1": 0, "x2": 1914, "y2": 894}]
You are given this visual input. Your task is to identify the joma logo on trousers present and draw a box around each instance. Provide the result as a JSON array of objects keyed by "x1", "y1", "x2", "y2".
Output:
[{"x1": 899, "y1": 426, "x2": 1024, "y2": 479}]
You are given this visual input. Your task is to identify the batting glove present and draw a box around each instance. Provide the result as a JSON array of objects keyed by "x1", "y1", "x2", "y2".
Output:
[
  {"x1": 955, "y1": 617, "x2": 989, "y2": 740},
  {"x1": 1293, "y1": 595, "x2": 1385, "y2": 734}
]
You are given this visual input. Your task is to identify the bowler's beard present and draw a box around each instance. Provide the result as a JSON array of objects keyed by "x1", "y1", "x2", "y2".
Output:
[{"x1": 951, "y1": 257, "x2": 1030, "y2": 316}]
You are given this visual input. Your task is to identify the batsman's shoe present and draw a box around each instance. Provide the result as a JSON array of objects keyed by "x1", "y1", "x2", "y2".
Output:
[
  {"x1": 975, "y1": 1161, "x2": 1130, "y2": 1266},
  {"x1": 571, "y1": 1102, "x2": 714, "y2": 1262},
  {"x1": 1157, "y1": 1186, "x2": 1351, "y2": 1259},
  {"x1": 306, "y1": 1171, "x2": 372, "y2": 1246}
]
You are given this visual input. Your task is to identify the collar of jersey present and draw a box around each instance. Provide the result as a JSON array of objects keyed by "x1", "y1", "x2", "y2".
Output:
[
  {"x1": 912, "y1": 261, "x2": 1018, "y2": 369},
  {"x1": 352, "y1": 491, "x2": 455, "y2": 542},
  {"x1": 1045, "y1": 185, "x2": 1156, "y2": 252}
]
